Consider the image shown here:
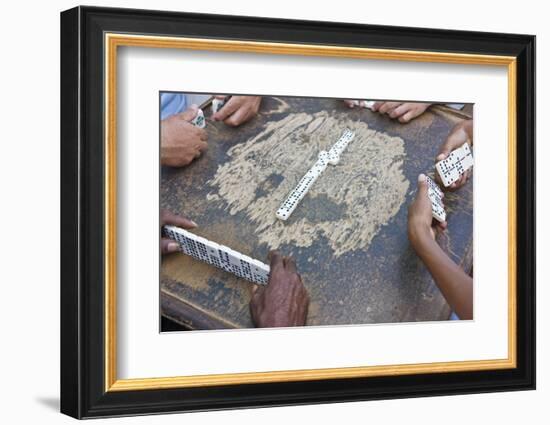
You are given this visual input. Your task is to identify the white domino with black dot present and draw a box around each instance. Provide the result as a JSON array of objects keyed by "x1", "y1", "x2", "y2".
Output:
[
  {"x1": 275, "y1": 151, "x2": 328, "y2": 220},
  {"x1": 276, "y1": 129, "x2": 355, "y2": 221},
  {"x1": 327, "y1": 129, "x2": 355, "y2": 165},
  {"x1": 163, "y1": 225, "x2": 269, "y2": 285},
  {"x1": 425, "y1": 175, "x2": 446, "y2": 222},
  {"x1": 435, "y1": 142, "x2": 473, "y2": 187}
]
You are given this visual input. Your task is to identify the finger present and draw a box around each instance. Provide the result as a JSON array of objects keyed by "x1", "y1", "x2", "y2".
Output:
[
  {"x1": 250, "y1": 284, "x2": 264, "y2": 305},
  {"x1": 194, "y1": 142, "x2": 207, "y2": 157},
  {"x1": 196, "y1": 128, "x2": 208, "y2": 142},
  {"x1": 160, "y1": 209, "x2": 170, "y2": 226},
  {"x1": 415, "y1": 174, "x2": 431, "y2": 205},
  {"x1": 436, "y1": 152, "x2": 449, "y2": 162},
  {"x1": 268, "y1": 250, "x2": 284, "y2": 270},
  {"x1": 224, "y1": 107, "x2": 250, "y2": 127},
  {"x1": 212, "y1": 98, "x2": 240, "y2": 121},
  {"x1": 371, "y1": 101, "x2": 384, "y2": 112},
  {"x1": 344, "y1": 100, "x2": 357, "y2": 108},
  {"x1": 161, "y1": 210, "x2": 198, "y2": 229},
  {"x1": 417, "y1": 173, "x2": 428, "y2": 195},
  {"x1": 177, "y1": 104, "x2": 199, "y2": 122},
  {"x1": 389, "y1": 103, "x2": 410, "y2": 119},
  {"x1": 283, "y1": 256, "x2": 298, "y2": 274},
  {"x1": 437, "y1": 221, "x2": 448, "y2": 230},
  {"x1": 214, "y1": 95, "x2": 228, "y2": 100},
  {"x1": 161, "y1": 238, "x2": 180, "y2": 255},
  {"x1": 438, "y1": 131, "x2": 465, "y2": 160},
  {"x1": 378, "y1": 102, "x2": 401, "y2": 114},
  {"x1": 196, "y1": 140, "x2": 208, "y2": 152},
  {"x1": 398, "y1": 109, "x2": 418, "y2": 123}
]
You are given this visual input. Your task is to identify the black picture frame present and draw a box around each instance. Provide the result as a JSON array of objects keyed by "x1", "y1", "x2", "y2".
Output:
[{"x1": 61, "y1": 5, "x2": 535, "y2": 419}]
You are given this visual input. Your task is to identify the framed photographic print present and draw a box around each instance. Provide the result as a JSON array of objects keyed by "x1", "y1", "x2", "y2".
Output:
[{"x1": 60, "y1": 5, "x2": 536, "y2": 419}]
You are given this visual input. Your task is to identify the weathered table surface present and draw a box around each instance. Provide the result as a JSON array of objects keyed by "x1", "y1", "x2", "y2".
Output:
[{"x1": 160, "y1": 97, "x2": 473, "y2": 329}]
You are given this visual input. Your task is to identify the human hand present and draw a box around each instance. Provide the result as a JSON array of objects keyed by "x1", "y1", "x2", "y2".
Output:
[
  {"x1": 435, "y1": 120, "x2": 473, "y2": 190},
  {"x1": 344, "y1": 99, "x2": 359, "y2": 108},
  {"x1": 408, "y1": 174, "x2": 447, "y2": 247},
  {"x1": 343, "y1": 99, "x2": 368, "y2": 108},
  {"x1": 161, "y1": 105, "x2": 208, "y2": 167},
  {"x1": 371, "y1": 102, "x2": 431, "y2": 123},
  {"x1": 160, "y1": 209, "x2": 197, "y2": 255},
  {"x1": 250, "y1": 250, "x2": 309, "y2": 328},
  {"x1": 212, "y1": 96, "x2": 261, "y2": 127}
]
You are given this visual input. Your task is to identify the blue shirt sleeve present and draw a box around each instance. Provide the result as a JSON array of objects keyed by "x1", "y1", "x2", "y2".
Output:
[{"x1": 160, "y1": 93, "x2": 188, "y2": 120}]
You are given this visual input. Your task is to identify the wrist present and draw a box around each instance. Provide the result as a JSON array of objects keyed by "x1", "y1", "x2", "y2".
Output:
[{"x1": 408, "y1": 222, "x2": 432, "y2": 247}]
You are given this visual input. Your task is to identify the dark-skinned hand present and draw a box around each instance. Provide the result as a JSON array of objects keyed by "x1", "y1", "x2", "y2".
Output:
[
  {"x1": 435, "y1": 120, "x2": 474, "y2": 191},
  {"x1": 408, "y1": 174, "x2": 447, "y2": 245},
  {"x1": 212, "y1": 95, "x2": 261, "y2": 127},
  {"x1": 373, "y1": 101, "x2": 432, "y2": 122},
  {"x1": 250, "y1": 250, "x2": 309, "y2": 328},
  {"x1": 161, "y1": 105, "x2": 208, "y2": 167},
  {"x1": 160, "y1": 209, "x2": 197, "y2": 255}
]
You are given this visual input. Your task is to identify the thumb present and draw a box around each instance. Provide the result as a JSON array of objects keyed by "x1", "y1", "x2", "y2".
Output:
[
  {"x1": 436, "y1": 150, "x2": 450, "y2": 162},
  {"x1": 178, "y1": 104, "x2": 199, "y2": 122},
  {"x1": 417, "y1": 174, "x2": 428, "y2": 196},
  {"x1": 161, "y1": 238, "x2": 180, "y2": 255}
]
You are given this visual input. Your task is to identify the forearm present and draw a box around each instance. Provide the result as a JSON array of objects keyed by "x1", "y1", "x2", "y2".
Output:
[{"x1": 409, "y1": 227, "x2": 473, "y2": 319}]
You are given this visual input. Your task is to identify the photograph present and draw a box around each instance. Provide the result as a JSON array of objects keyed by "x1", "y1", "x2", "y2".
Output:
[{"x1": 159, "y1": 93, "x2": 474, "y2": 331}]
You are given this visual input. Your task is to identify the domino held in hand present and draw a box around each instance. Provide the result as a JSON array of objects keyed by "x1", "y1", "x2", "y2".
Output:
[
  {"x1": 425, "y1": 175, "x2": 446, "y2": 222},
  {"x1": 163, "y1": 225, "x2": 270, "y2": 285},
  {"x1": 212, "y1": 97, "x2": 226, "y2": 114},
  {"x1": 435, "y1": 142, "x2": 473, "y2": 187},
  {"x1": 190, "y1": 108, "x2": 206, "y2": 128}
]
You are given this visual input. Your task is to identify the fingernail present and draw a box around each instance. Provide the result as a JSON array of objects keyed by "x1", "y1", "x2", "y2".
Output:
[
  {"x1": 167, "y1": 242, "x2": 179, "y2": 252},
  {"x1": 190, "y1": 220, "x2": 198, "y2": 227},
  {"x1": 418, "y1": 174, "x2": 426, "y2": 183}
]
